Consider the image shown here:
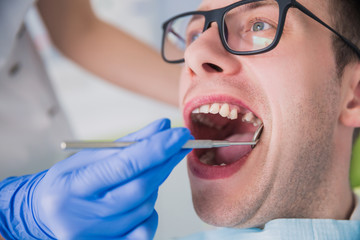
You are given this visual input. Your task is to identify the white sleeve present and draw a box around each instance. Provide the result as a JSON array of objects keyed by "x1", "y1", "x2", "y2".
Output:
[{"x1": 0, "y1": 0, "x2": 36, "y2": 70}]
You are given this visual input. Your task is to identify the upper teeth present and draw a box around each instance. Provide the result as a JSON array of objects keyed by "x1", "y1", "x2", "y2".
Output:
[
  {"x1": 242, "y1": 112, "x2": 262, "y2": 127},
  {"x1": 193, "y1": 103, "x2": 238, "y2": 120},
  {"x1": 192, "y1": 102, "x2": 262, "y2": 126}
]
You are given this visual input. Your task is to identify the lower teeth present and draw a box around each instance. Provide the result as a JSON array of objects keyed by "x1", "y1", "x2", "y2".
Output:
[
  {"x1": 199, "y1": 151, "x2": 215, "y2": 165},
  {"x1": 199, "y1": 151, "x2": 227, "y2": 166}
]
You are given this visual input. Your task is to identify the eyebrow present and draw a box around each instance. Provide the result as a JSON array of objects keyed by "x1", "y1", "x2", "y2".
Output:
[
  {"x1": 190, "y1": 14, "x2": 203, "y2": 22},
  {"x1": 239, "y1": 1, "x2": 278, "y2": 11},
  {"x1": 186, "y1": 14, "x2": 204, "y2": 30},
  {"x1": 198, "y1": 0, "x2": 278, "y2": 12}
]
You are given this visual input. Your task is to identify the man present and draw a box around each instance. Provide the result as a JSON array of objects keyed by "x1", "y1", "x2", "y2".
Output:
[{"x1": 161, "y1": 0, "x2": 360, "y2": 238}]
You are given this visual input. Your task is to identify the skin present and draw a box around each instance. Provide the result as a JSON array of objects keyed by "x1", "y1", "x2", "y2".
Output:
[
  {"x1": 37, "y1": 0, "x2": 180, "y2": 106},
  {"x1": 179, "y1": 0, "x2": 360, "y2": 228}
]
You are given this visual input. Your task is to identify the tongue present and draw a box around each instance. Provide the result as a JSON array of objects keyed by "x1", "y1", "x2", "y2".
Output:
[{"x1": 214, "y1": 133, "x2": 254, "y2": 165}]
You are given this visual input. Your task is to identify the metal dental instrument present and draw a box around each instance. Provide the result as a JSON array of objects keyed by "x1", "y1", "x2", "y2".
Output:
[
  {"x1": 61, "y1": 140, "x2": 257, "y2": 150},
  {"x1": 251, "y1": 123, "x2": 264, "y2": 149},
  {"x1": 61, "y1": 124, "x2": 264, "y2": 151}
]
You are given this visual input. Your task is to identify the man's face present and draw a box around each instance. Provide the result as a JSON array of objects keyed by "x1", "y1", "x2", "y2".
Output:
[{"x1": 179, "y1": 0, "x2": 343, "y2": 227}]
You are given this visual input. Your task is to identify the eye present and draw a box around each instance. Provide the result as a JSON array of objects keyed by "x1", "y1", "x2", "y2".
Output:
[
  {"x1": 252, "y1": 21, "x2": 271, "y2": 32},
  {"x1": 191, "y1": 32, "x2": 201, "y2": 42},
  {"x1": 187, "y1": 32, "x2": 202, "y2": 45}
]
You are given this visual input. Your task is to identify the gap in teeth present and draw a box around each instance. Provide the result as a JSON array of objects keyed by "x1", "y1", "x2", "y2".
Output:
[{"x1": 241, "y1": 112, "x2": 262, "y2": 127}]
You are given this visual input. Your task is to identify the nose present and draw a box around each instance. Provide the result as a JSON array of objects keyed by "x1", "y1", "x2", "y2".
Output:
[{"x1": 184, "y1": 23, "x2": 241, "y2": 77}]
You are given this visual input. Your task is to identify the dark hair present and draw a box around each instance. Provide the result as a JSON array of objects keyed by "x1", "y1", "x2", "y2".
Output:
[{"x1": 329, "y1": 0, "x2": 360, "y2": 145}]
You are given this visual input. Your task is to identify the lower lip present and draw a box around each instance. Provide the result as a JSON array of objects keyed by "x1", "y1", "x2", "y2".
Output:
[{"x1": 187, "y1": 151, "x2": 249, "y2": 180}]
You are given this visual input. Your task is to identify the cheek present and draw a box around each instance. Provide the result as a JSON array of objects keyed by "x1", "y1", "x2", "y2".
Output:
[
  {"x1": 178, "y1": 69, "x2": 186, "y2": 104},
  {"x1": 250, "y1": 41, "x2": 336, "y2": 111},
  {"x1": 246, "y1": 44, "x2": 339, "y2": 159},
  {"x1": 179, "y1": 67, "x2": 192, "y2": 106}
]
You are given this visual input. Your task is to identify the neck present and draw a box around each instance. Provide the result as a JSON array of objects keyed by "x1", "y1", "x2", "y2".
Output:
[{"x1": 320, "y1": 128, "x2": 355, "y2": 219}]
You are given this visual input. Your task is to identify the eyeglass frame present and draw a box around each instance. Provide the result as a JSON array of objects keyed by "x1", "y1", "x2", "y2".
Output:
[{"x1": 161, "y1": 0, "x2": 360, "y2": 64}]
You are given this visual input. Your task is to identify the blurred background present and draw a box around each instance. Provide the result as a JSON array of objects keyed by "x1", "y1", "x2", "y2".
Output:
[{"x1": 25, "y1": 0, "x2": 215, "y2": 239}]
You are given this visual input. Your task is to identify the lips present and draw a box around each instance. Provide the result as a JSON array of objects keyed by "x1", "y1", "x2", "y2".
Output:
[{"x1": 184, "y1": 95, "x2": 263, "y2": 179}]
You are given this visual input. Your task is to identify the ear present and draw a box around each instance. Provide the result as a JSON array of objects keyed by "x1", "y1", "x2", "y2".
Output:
[{"x1": 340, "y1": 62, "x2": 360, "y2": 128}]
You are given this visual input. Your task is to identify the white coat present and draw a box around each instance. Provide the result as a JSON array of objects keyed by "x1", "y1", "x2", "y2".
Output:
[{"x1": 0, "y1": 0, "x2": 73, "y2": 179}]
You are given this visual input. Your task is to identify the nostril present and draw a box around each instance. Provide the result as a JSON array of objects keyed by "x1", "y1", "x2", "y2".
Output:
[{"x1": 203, "y1": 63, "x2": 223, "y2": 72}]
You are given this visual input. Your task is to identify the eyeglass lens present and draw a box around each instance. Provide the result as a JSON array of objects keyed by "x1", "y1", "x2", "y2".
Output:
[{"x1": 163, "y1": 0, "x2": 280, "y2": 62}]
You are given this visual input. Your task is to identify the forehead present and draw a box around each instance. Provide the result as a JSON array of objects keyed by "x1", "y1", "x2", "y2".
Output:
[{"x1": 197, "y1": 0, "x2": 330, "y2": 21}]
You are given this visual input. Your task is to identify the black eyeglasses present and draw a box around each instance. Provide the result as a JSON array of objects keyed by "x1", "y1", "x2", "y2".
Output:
[{"x1": 161, "y1": 0, "x2": 360, "y2": 63}]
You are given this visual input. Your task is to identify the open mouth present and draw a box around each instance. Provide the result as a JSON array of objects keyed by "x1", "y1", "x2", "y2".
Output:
[{"x1": 185, "y1": 100, "x2": 263, "y2": 173}]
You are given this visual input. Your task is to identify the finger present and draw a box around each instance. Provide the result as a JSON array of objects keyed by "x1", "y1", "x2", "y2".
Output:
[
  {"x1": 50, "y1": 118, "x2": 171, "y2": 174},
  {"x1": 94, "y1": 149, "x2": 189, "y2": 212},
  {"x1": 113, "y1": 127, "x2": 192, "y2": 178},
  {"x1": 70, "y1": 128, "x2": 192, "y2": 195},
  {"x1": 121, "y1": 210, "x2": 158, "y2": 240},
  {"x1": 70, "y1": 192, "x2": 158, "y2": 238}
]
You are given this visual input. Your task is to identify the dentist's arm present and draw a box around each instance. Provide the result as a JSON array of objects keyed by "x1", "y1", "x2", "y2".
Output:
[
  {"x1": 0, "y1": 119, "x2": 192, "y2": 239},
  {"x1": 37, "y1": 0, "x2": 180, "y2": 106}
]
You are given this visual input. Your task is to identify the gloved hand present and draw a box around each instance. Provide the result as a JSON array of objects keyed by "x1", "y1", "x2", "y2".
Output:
[{"x1": 0, "y1": 119, "x2": 192, "y2": 240}]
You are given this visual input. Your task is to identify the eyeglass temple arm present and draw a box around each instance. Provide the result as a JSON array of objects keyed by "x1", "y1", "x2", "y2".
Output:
[{"x1": 293, "y1": 1, "x2": 360, "y2": 59}]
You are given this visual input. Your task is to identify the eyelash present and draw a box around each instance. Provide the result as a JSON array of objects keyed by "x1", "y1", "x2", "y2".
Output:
[
  {"x1": 248, "y1": 17, "x2": 277, "y2": 32},
  {"x1": 186, "y1": 27, "x2": 202, "y2": 45}
]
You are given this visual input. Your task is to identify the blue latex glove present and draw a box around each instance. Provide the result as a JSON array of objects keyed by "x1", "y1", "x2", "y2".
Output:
[{"x1": 0, "y1": 119, "x2": 192, "y2": 240}]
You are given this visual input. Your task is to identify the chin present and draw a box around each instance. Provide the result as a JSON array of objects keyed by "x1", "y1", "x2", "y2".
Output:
[{"x1": 189, "y1": 182, "x2": 269, "y2": 228}]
